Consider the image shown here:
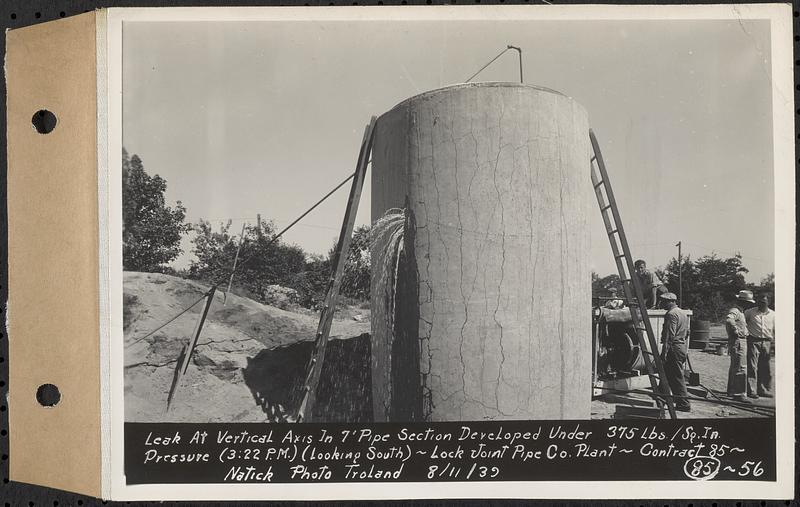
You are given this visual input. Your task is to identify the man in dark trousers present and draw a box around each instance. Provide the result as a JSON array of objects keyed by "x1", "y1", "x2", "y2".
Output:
[
  {"x1": 658, "y1": 292, "x2": 691, "y2": 412},
  {"x1": 634, "y1": 259, "x2": 669, "y2": 309},
  {"x1": 725, "y1": 290, "x2": 754, "y2": 401}
]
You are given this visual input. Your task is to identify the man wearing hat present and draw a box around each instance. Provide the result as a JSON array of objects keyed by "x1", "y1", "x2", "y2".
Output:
[
  {"x1": 658, "y1": 292, "x2": 691, "y2": 412},
  {"x1": 725, "y1": 290, "x2": 755, "y2": 401},
  {"x1": 744, "y1": 293, "x2": 775, "y2": 398}
]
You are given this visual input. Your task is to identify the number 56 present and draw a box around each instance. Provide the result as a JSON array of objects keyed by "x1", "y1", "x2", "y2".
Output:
[{"x1": 739, "y1": 461, "x2": 764, "y2": 477}]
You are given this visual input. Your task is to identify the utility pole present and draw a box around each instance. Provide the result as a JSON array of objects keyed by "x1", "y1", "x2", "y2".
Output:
[
  {"x1": 675, "y1": 241, "x2": 682, "y2": 307},
  {"x1": 223, "y1": 221, "x2": 247, "y2": 305}
]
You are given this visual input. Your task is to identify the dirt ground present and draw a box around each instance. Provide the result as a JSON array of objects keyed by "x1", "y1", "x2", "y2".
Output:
[
  {"x1": 126, "y1": 274, "x2": 775, "y2": 422},
  {"x1": 592, "y1": 326, "x2": 776, "y2": 419},
  {"x1": 123, "y1": 272, "x2": 370, "y2": 422}
]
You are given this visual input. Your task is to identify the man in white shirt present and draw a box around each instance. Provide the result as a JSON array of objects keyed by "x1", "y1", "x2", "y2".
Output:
[{"x1": 744, "y1": 293, "x2": 775, "y2": 399}]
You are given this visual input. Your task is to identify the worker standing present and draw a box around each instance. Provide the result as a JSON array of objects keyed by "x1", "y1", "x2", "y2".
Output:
[
  {"x1": 658, "y1": 292, "x2": 691, "y2": 412},
  {"x1": 744, "y1": 293, "x2": 775, "y2": 399},
  {"x1": 725, "y1": 290, "x2": 754, "y2": 401},
  {"x1": 634, "y1": 259, "x2": 668, "y2": 309}
]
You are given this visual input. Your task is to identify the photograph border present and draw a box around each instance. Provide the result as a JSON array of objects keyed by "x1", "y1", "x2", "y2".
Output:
[{"x1": 104, "y1": 4, "x2": 795, "y2": 500}]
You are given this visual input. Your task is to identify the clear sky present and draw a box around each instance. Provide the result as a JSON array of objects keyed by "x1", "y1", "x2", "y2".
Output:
[{"x1": 122, "y1": 17, "x2": 775, "y2": 282}]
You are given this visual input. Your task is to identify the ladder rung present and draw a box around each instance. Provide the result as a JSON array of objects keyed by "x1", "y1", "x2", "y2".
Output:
[{"x1": 591, "y1": 130, "x2": 677, "y2": 419}]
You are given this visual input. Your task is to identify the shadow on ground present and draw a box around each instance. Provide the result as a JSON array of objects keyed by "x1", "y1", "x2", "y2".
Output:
[{"x1": 242, "y1": 333, "x2": 373, "y2": 422}]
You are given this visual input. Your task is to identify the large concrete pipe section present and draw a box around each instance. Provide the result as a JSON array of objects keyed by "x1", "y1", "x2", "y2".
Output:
[{"x1": 370, "y1": 82, "x2": 591, "y2": 421}]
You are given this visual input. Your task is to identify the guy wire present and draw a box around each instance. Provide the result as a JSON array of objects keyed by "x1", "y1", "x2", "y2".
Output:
[
  {"x1": 125, "y1": 291, "x2": 211, "y2": 347},
  {"x1": 125, "y1": 170, "x2": 359, "y2": 346},
  {"x1": 464, "y1": 47, "x2": 512, "y2": 83}
]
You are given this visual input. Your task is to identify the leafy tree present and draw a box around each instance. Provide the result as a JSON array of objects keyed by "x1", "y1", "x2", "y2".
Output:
[
  {"x1": 655, "y1": 255, "x2": 697, "y2": 303},
  {"x1": 289, "y1": 254, "x2": 331, "y2": 308},
  {"x1": 189, "y1": 217, "x2": 308, "y2": 304},
  {"x1": 189, "y1": 220, "x2": 239, "y2": 280},
  {"x1": 591, "y1": 271, "x2": 622, "y2": 301},
  {"x1": 189, "y1": 218, "x2": 374, "y2": 308},
  {"x1": 758, "y1": 273, "x2": 774, "y2": 294},
  {"x1": 747, "y1": 272, "x2": 774, "y2": 308},
  {"x1": 658, "y1": 253, "x2": 748, "y2": 321},
  {"x1": 122, "y1": 148, "x2": 190, "y2": 272}
]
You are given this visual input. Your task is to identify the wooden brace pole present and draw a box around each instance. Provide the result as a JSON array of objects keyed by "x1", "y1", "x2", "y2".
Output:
[
  {"x1": 166, "y1": 286, "x2": 217, "y2": 410},
  {"x1": 295, "y1": 116, "x2": 377, "y2": 422}
]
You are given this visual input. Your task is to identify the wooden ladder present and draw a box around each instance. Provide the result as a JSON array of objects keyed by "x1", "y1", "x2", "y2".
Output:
[
  {"x1": 295, "y1": 116, "x2": 377, "y2": 422},
  {"x1": 589, "y1": 129, "x2": 677, "y2": 420}
]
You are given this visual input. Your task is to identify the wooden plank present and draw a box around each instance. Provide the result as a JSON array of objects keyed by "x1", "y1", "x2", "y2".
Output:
[
  {"x1": 614, "y1": 405, "x2": 665, "y2": 419},
  {"x1": 603, "y1": 393, "x2": 657, "y2": 407},
  {"x1": 166, "y1": 286, "x2": 216, "y2": 409},
  {"x1": 180, "y1": 286, "x2": 217, "y2": 375},
  {"x1": 296, "y1": 117, "x2": 377, "y2": 423},
  {"x1": 687, "y1": 386, "x2": 708, "y2": 398}
]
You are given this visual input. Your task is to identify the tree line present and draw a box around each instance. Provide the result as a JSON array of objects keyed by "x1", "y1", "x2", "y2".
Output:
[
  {"x1": 124, "y1": 148, "x2": 774, "y2": 318},
  {"x1": 122, "y1": 149, "x2": 370, "y2": 309},
  {"x1": 592, "y1": 254, "x2": 774, "y2": 322}
]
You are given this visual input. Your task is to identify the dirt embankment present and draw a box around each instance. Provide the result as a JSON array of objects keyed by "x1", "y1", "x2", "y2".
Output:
[{"x1": 123, "y1": 272, "x2": 370, "y2": 423}]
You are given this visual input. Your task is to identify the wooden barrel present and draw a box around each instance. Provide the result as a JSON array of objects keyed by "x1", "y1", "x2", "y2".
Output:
[{"x1": 690, "y1": 320, "x2": 711, "y2": 349}]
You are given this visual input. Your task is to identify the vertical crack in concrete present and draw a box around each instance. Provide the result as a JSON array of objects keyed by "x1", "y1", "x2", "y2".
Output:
[
  {"x1": 466, "y1": 118, "x2": 486, "y2": 306},
  {"x1": 477, "y1": 112, "x2": 493, "y2": 401},
  {"x1": 508, "y1": 141, "x2": 526, "y2": 415},
  {"x1": 491, "y1": 101, "x2": 507, "y2": 414},
  {"x1": 525, "y1": 120, "x2": 537, "y2": 405},
  {"x1": 429, "y1": 111, "x2": 455, "y2": 406},
  {"x1": 414, "y1": 111, "x2": 435, "y2": 421},
  {"x1": 428, "y1": 98, "x2": 465, "y2": 417},
  {"x1": 556, "y1": 102, "x2": 566, "y2": 419},
  {"x1": 467, "y1": 117, "x2": 491, "y2": 404},
  {"x1": 450, "y1": 109, "x2": 471, "y2": 406}
]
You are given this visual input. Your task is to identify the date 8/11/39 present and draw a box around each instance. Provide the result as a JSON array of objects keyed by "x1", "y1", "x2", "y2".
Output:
[{"x1": 428, "y1": 463, "x2": 500, "y2": 480}]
